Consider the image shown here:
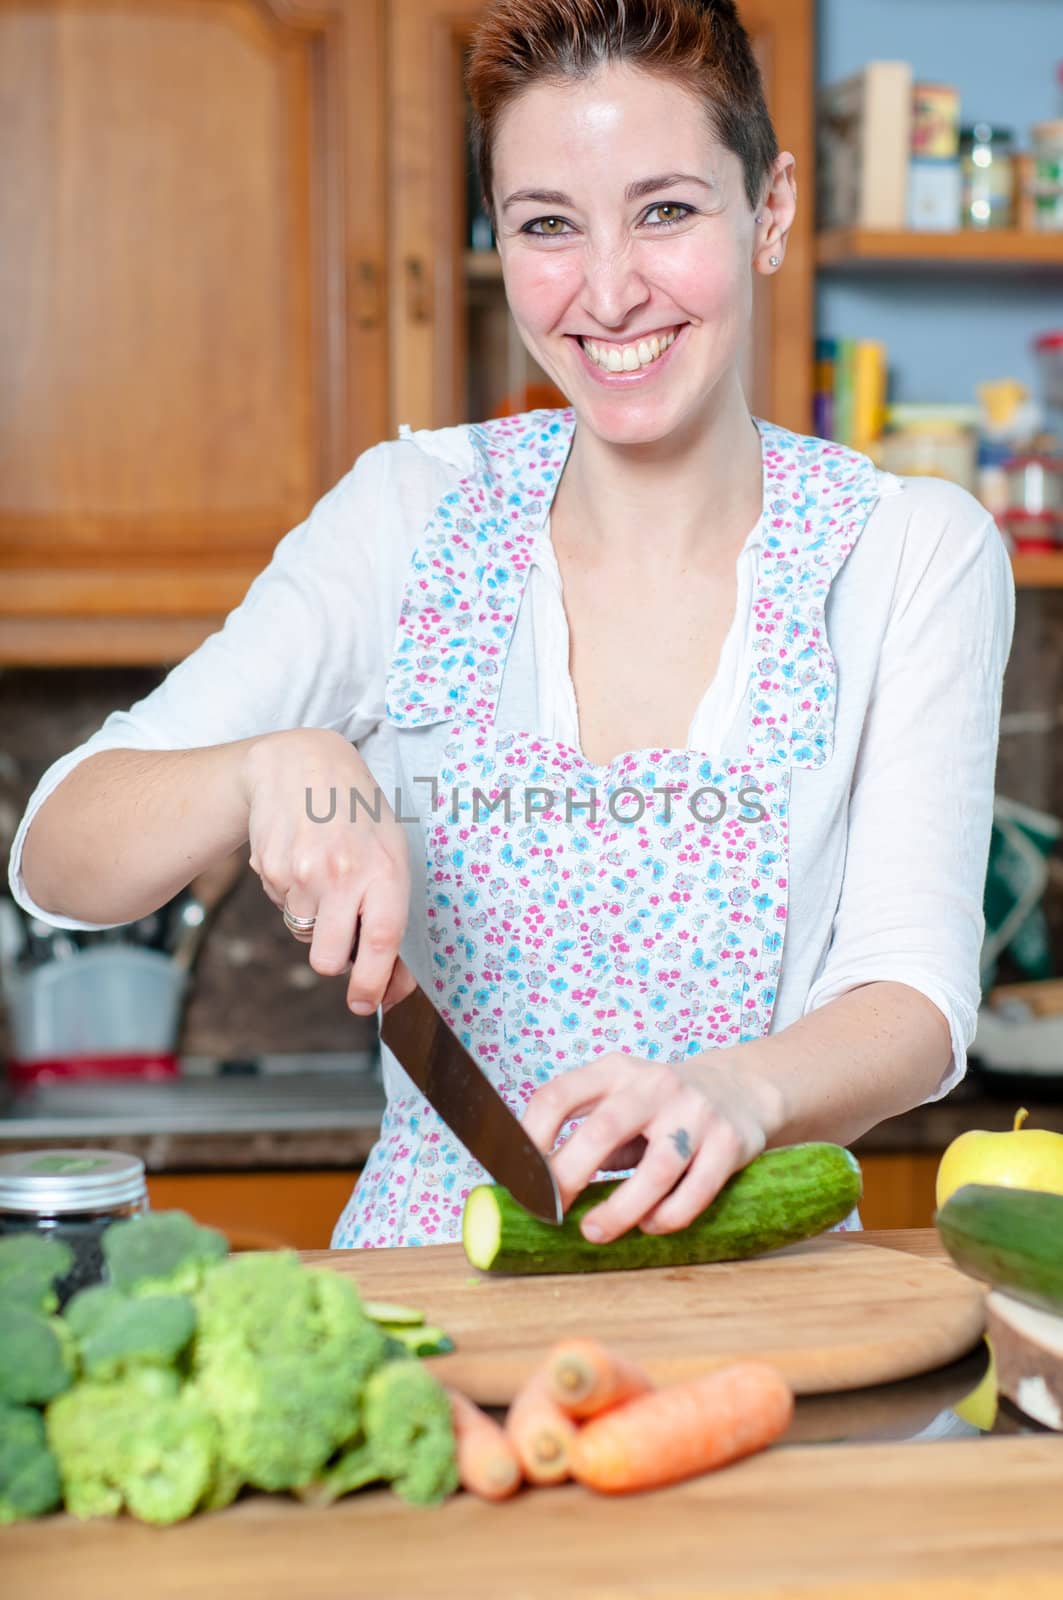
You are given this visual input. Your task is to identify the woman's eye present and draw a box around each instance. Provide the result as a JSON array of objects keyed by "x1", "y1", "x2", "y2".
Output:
[
  {"x1": 644, "y1": 203, "x2": 694, "y2": 228},
  {"x1": 523, "y1": 216, "x2": 571, "y2": 237}
]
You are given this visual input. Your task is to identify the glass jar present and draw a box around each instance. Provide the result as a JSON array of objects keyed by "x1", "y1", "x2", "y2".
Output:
[
  {"x1": 1003, "y1": 455, "x2": 1063, "y2": 520},
  {"x1": 876, "y1": 404, "x2": 979, "y2": 492},
  {"x1": 0, "y1": 1149, "x2": 147, "y2": 1305},
  {"x1": 960, "y1": 124, "x2": 1016, "y2": 230}
]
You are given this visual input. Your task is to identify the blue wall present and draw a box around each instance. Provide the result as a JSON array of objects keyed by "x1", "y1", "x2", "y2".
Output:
[{"x1": 815, "y1": 0, "x2": 1062, "y2": 405}]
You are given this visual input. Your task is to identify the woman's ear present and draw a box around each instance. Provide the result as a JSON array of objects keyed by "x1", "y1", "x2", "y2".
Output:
[{"x1": 753, "y1": 152, "x2": 797, "y2": 274}]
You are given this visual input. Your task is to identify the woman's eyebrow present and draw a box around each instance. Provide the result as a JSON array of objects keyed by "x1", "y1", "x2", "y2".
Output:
[{"x1": 501, "y1": 172, "x2": 716, "y2": 211}]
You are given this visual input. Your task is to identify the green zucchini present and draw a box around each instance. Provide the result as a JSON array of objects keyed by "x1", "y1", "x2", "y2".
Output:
[
  {"x1": 463, "y1": 1142, "x2": 862, "y2": 1275},
  {"x1": 935, "y1": 1183, "x2": 1063, "y2": 1314}
]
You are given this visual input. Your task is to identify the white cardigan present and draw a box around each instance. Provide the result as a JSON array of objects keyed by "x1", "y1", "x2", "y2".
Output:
[{"x1": 9, "y1": 419, "x2": 1016, "y2": 1101}]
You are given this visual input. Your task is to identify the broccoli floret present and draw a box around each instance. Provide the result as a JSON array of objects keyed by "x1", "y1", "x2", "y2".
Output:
[
  {"x1": 102, "y1": 1211, "x2": 228, "y2": 1297},
  {"x1": 193, "y1": 1253, "x2": 387, "y2": 1380},
  {"x1": 62, "y1": 1284, "x2": 129, "y2": 1342},
  {"x1": 189, "y1": 1254, "x2": 388, "y2": 1493},
  {"x1": 297, "y1": 1362, "x2": 458, "y2": 1508},
  {"x1": 0, "y1": 1234, "x2": 74, "y2": 1314},
  {"x1": 197, "y1": 1457, "x2": 244, "y2": 1513},
  {"x1": 192, "y1": 1349, "x2": 362, "y2": 1493},
  {"x1": 0, "y1": 1305, "x2": 73, "y2": 1406},
  {"x1": 362, "y1": 1360, "x2": 458, "y2": 1506},
  {"x1": 76, "y1": 1294, "x2": 197, "y2": 1381},
  {"x1": 0, "y1": 1403, "x2": 62, "y2": 1523},
  {"x1": 46, "y1": 1369, "x2": 219, "y2": 1525},
  {"x1": 295, "y1": 1439, "x2": 383, "y2": 1507}
]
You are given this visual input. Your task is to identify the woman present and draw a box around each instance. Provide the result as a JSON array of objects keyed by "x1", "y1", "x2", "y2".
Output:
[{"x1": 11, "y1": 0, "x2": 1013, "y2": 1249}]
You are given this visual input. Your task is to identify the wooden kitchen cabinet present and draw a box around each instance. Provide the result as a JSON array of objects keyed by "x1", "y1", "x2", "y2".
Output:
[
  {"x1": 857, "y1": 1153, "x2": 940, "y2": 1231},
  {"x1": 1, "y1": 0, "x2": 814, "y2": 665},
  {"x1": 388, "y1": 0, "x2": 815, "y2": 434},
  {"x1": 0, "y1": 0, "x2": 388, "y2": 665},
  {"x1": 147, "y1": 1169, "x2": 361, "y2": 1251},
  {"x1": 147, "y1": 1154, "x2": 939, "y2": 1250}
]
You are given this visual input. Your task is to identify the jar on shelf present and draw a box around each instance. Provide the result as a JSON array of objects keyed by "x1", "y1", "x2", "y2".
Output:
[
  {"x1": 1031, "y1": 121, "x2": 1063, "y2": 232},
  {"x1": 0, "y1": 1148, "x2": 148, "y2": 1305},
  {"x1": 1000, "y1": 509, "x2": 1058, "y2": 554},
  {"x1": 960, "y1": 124, "x2": 1016, "y2": 230},
  {"x1": 1003, "y1": 455, "x2": 1063, "y2": 521},
  {"x1": 1036, "y1": 331, "x2": 1063, "y2": 405},
  {"x1": 876, "y1": 404, "x2": 979, "y2": 491}
]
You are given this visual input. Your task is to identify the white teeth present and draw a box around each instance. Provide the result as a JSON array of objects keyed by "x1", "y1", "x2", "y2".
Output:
[{"x1": 580, "y1": 329, "x2": 679, "y2": 373}]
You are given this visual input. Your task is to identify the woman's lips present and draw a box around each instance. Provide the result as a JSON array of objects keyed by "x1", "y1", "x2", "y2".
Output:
[{"x1": 570, "y1": 324, "x2": 689, "y2": 386}]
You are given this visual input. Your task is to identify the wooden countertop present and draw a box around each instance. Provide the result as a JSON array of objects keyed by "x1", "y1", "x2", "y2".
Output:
[{"x1": 5, "y1": 1230, "x2": 1063, "y2": 1600}]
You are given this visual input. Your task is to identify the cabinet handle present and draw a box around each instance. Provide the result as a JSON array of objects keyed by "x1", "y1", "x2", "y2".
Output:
[
  {"x1": 404, "y1": 256, "x2": 431, "y2": 325},
  {"x1": 352, "y1": 259, "x2": 382, "y2": 331}
]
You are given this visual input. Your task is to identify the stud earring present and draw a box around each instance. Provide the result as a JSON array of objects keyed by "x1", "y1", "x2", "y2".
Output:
[{"x1": 769, "y1": 255, "x2": 781, "y2": 267}]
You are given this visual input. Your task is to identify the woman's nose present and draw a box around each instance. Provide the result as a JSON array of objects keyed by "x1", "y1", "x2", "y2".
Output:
[{"x1": 578, "y1": 246, "x2": 651, "y2": 330}]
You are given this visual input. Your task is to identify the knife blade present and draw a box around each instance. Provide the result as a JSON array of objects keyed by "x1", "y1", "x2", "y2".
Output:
[{"x1": 379, "y1": 987, "x2": 563, "y2": 1225}]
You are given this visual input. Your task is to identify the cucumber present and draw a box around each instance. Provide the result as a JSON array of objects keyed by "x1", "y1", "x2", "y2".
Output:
[
  {"x1": 363, "y1": 1301, "x2": 426, "y2": 1328},
  {"x1": 385, "y1": 1324, "x2": 455, "y2": 1358},
  {"x1": 463, "y1": 1142, "x2": 862, "y2": 1275},
  {"x1": 935, "y1": 1183, "x2": 1063, "y2": 1314}
]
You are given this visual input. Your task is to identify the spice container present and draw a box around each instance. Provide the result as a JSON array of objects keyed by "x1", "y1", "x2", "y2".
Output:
[
  {"x1": 1003, "y1": 455, "x2": 1063, "y2": 521},
  {"x1": 1000, "y1": 509, "x2": 1058, "y2": 555},
  {"x1": 1032, "y1": 121, "x2": 1063, "y2": 232},
  {"x1": 1035, "y1": 332, "x2": 1063, "y2": 412},
  {"x1": 0, "y1": 1149, "x2": 147, "y2": 1305},
  {"x1": 960, "y1": 124, "x2": 1016, "y2": 230}
]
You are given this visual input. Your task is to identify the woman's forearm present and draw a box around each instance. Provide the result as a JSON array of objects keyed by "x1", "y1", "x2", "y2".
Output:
[
  {"x1": 720, "y1": 981, "x2": 954, "y2": 1150},
  {"x1": 20, "y1": 742, "x2": 256, "y2": 923}
]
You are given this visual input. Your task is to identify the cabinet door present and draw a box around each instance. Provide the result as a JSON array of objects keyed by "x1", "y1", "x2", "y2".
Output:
[
  {"x1": 389, "y1": 0, "x2": 812, "y2": 434},
  {"x1": 147, "y1": 1170, "x2": 360, "y2": 1251},
  {"x1": 0, "y1": 0, "x2": 386, "y2": 665}
]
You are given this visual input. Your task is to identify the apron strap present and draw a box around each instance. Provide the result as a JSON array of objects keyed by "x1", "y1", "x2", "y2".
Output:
[
  {"x1": 748, "y1": 425, "x2": 882, "y2": 769},
  {"x1": 385, "y1": 409, "x2": 575, "y2": 729}
]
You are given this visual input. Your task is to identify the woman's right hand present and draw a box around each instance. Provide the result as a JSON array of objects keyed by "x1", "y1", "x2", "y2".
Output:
[{"x1": 240, "y1": 728, "x2": 414, "y2": 1014}]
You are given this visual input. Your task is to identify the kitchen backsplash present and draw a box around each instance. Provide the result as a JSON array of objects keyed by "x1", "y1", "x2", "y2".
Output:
[
  {"x1": 2, "y1": 593, "x2": 1062, "y2": 1057},
  {"x1": 0, "y1": 668, "x2": 375, "y2": 1059}
]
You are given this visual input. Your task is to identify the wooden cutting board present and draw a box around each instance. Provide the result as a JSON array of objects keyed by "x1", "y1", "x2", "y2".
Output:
[{"x1": 307, "y1": 1233, "x2": 985, "y2": 1402}]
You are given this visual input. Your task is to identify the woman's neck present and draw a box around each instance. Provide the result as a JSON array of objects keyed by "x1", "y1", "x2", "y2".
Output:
[{"x1": 554, "y1": 378, "x2": 764, "y2": 570}]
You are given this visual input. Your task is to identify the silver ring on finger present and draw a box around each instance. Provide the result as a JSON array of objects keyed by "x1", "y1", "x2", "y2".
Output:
[{"x1": 282, "y1": 902, "x2": 317, "y2": 943}]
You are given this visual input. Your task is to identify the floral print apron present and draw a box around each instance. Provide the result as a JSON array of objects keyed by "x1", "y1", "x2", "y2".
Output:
[{"x1": 332, "y1": 411, "x2": 881, "y2": 1248}]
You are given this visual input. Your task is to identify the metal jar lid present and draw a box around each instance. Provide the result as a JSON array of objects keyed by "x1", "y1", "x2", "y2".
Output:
[{"x1": 0, "y1": 1149, "x2": 146, "y2": 1214}]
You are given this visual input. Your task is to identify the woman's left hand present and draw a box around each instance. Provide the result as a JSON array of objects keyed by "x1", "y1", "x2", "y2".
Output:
[{"x1": 520, "y1": 1053, "x2": 785, "y2": 1243}]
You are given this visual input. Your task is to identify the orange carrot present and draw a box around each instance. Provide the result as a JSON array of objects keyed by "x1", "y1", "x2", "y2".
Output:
[
  {"x1": 448, "y1": 1388, "x2": 523, "y2": 1502},
  {"x1": 546, "y1": 1338, "x2": 654, "y2": 1419},
  {"x1": 505, "y1": 1369, "x2": 579, "y2": 1485},
  {"x1": 569, "y1": 1360, "x2": 793, "y2": 1495}
]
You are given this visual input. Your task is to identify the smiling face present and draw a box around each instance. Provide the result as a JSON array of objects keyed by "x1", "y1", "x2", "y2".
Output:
[{"x1": 492, "y1": 62, "x2": 787, "y2": 447}]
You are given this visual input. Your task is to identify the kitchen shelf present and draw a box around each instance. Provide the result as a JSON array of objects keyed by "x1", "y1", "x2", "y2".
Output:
[
  {"x1": 464, "y1": 249, "x2": 503, "y2": 281},
  {"x1": 816, "y1": 228, "x2": 1063, "y2": 271},
  {"x1": 474, "y1": 235, "x2": 1063, "y2": 277},
  {"x1": 1011, "y1": 552, "x2": 1063, "y2": 588}
]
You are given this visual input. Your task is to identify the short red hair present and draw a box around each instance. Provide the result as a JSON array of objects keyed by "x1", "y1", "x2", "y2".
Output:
[{"x1": 466, "y1": 0, "x2": 779, "y2": 222}]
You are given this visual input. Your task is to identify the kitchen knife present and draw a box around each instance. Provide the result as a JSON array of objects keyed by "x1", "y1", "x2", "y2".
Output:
[{"x1": 379, "y1": 986, "x2": 563, "y2": 1225}]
